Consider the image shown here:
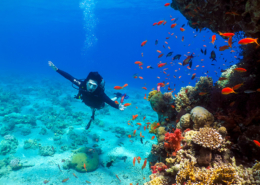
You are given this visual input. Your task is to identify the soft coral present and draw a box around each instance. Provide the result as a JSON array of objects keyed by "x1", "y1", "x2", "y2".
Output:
[
  {"x1": 151, "y1": 162, "x2": 168, "y2": 174},
  {"x1": 164, "y1": 129, "x2": 183, "y2": 156}
]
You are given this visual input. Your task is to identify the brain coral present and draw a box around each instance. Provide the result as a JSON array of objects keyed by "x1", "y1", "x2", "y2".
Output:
[
  {"x1": 190, "y1": 106, "x2": 214, "y2": 130},
  {"x1": 69, "y1": 147, "x2": 99, "y2": 172},
  {"x1": 148, "y1": 90, "x2": 159, "y2": 101},
  {"x1": 180, "y1": 113, "x2": 191, "y2": 128},
  {"x1": 192, "y1": 128, "x2": 223, "y2": 150}
]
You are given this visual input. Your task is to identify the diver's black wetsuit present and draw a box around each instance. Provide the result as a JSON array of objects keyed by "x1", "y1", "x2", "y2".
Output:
[{"x1": 57, "y1": 69, "x2": 119, "y2": 110}]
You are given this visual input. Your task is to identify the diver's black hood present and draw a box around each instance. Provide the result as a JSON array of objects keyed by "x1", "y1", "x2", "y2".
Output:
[{"x1": 82, "y1": 72, "x2": 104, "y2": 94}]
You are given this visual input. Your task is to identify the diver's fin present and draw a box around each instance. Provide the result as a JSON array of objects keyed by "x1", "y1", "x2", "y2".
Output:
[{"x1": 85, "y1": 119, "x2": 92, "y2": 130}]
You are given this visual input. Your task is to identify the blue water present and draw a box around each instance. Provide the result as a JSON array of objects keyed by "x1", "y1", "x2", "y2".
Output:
[{"x1": 0, "y1": 0, "x2": 243, "y2": 184}]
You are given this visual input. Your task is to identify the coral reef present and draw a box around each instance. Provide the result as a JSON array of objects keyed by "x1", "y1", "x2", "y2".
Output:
[
  {"x1": 190, "y1": 106, "x2": 214, "y2": 130},
  {"x1": 170, "y1": 0, "x2": 260, "y2": 38},
  {"x1": 0, "y1": 135, "x2": 18, "y2": 155},
  {"x1": 175, "y1": 77, "x2": 213, "y2": 113},
  {"x1": 39, "y1": 146, "x2": 55, "y2": 156},
  {"x1": 149, "y1": 90, "x2": 177, "y2": 123}
]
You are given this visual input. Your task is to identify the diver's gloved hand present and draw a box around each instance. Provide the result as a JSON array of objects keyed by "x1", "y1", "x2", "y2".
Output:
[
  {"x1": 48, "y1": 61, "x2": 58, "y2": 71},
  {"x1": 119, "y1": 103, "x2": 126, "y2": 111},
  {"x1": 111, "y1": 97, "x2": 117, "y2": 101}
]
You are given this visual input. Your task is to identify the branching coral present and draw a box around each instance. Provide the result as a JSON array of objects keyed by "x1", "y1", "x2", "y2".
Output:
[
  {"x1": 164, "y1": 129, "x2": 184, "y2": 156},
  {"x1": 192, "y1": 128, "x2": 223, "y2": 150}
]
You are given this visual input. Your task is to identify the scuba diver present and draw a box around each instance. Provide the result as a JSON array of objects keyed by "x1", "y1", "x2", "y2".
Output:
[{"x1": 48, "y1": 61, "x2": 126, "y2": 130}]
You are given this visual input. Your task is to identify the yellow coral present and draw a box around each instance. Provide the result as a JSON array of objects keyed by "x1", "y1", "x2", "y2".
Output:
[
  {"x1": 144, "y1": 176, "x2": 168, "y2": 185},
  {"x1": 165, "y1": 157, "x2": 175, "y2": 164},
  {"x1": 149, "y1": 122, "x2": 159, "y2": 134},
  {"x1": 176, "y1": 161, "x2": 241, "y2": 185},
  {"x1": 148, "y1": 90, "x2": 159, "y2": 101}
]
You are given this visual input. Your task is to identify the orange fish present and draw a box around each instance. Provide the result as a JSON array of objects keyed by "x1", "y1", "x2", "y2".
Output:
[
  {"x1": 233, "y1": 83, "x2": 243, "y2": 90},
  {"x1": 156, "y1": 50, "x2": 162, "y2": 53},
  {"x1": 151, "y1": 136, "x2": 155, "y2": 140},
  {"x1": 116, "y1": 175, "x2": 121, "y2": 182},
  {"x1": 133, "y1": 130, "x2": 136, "y2": 135},
  {"x1": 114, "y1": 84, "x2": 128, "y2": 90},
  {"x1": 218, "y1": 31, "x2": 235, "y2": 37},
  {"x1": 153, "y1": 22, "x2": 157, "y2": 26},
  {"x1": 62, "y1": 178, "x2": 69, "y2": 183},
  {"x1": 144, "y1": 126, "x2": 146, "y2": 131},
  {"x1": 164, "y1": 3, "x2": 170, "y2": 6},
  {"x1": 229, "y1": 101, "x2": 235, "y2": 107},
  {"x1": 115, "y1": 100, "x2": 119, "y2": 104},
  {"x1": 141, "y1": 40, "x2": 147, "y2": 47},
  {"x1": 137, "y1": 156, "x2": 141, "y2": 164},
  {"x1": 171, "y1": 105, "x2": 175, "y2": 109},
  {"x1": 136, "y1": 123, "x2": 142, "y2": 126},
  {"x1": 128, "y1": 135, "x2": 131, "y2": 138},
  {"x1": 158, "y1": 63, "x2": 167, "y2": 68},
  {"x1": 135, "y1": 61, "x2": 143, "y2": 64},
  {"x1": 257, "y1": 88, "x2": 260, "y2": 92},
  {"x1": 163, "y1": 21, "x2": 167, "y2": 25},
  {"x1": 219, "y1": 45, "x2": 230, "y2": 51},
  {"x1": 124, "y1": 103, "x2": 131, "y2": 107},
  {"x1": 132, "y1": 115, "x2": 138, "y2": 120},
  {"x1": 158, "y1": 54, "x2": 164, "y2": 58},
  {"x1": 199, "y1": 92, "x2": 207, "y2": 96},
  {"x1": 143, "y1": 116, "x2": 146, "y2": 120},
  {"x1": 84, "y1": 163, "x2": 87, "y2": 171},
  {"x1": 238, "y1": 38, "x2": 259, "y2": 46},
  {"x1": 142, "y1": 87, "x2": 147, "y2": 90},
  {"x1": 228, "y1": 36, "x2": 232, "y2": 48},
  {"x1": 165, "y1": 41, "x2": 168, "y2": 44},
  {"x1": 226, "y1": 12, "x2": 239, "y2": 16},
  {"x1": 133, "y1": 157, "x2": 136, "y2": 166},
  {"x1": 253, "y1": 140, "x2": 260, "y2": 147},
  {"x1": 234, "y1": 68, "x2": 247, "y2": 72},
  {"x1": 157, "y1": 20, "x2": 164, "y2": 25},
  {"x1": 171, "y1": 23, "x2": 177, "y2": 28},
  {"x1": 142, "y1": 158, "x2": 147, "y2": 170},
  {"x1": 210, "y1": 35, "x2": 216, "y2": 44},
  {"x1": 73, "y1": 173, "x2": 78, "y2": 178},
  {"x1": 180, "y1": 27, "x2": 185, "y2": 32},
  {"x1": 222, "y1": 87, "x2": 237, "y2": 95}
]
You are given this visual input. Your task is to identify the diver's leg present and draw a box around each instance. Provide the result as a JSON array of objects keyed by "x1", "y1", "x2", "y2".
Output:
[{"x1": 85, "y1": 108, "x2": 96, "y2": 130}]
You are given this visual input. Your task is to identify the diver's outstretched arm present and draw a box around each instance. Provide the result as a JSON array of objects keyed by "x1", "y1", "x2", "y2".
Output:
[{"x1": 48, "y1": 61, "x2": 81, "y2": 86}]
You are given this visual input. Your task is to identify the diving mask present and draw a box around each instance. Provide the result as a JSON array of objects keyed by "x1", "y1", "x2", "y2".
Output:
[{"x1": 87, "y1": 79, "x2": 98, "y2": 92}]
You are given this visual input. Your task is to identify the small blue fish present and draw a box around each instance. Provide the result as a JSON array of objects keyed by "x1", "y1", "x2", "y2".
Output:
[{"x1": 155, "y1": 39, "x2": 158, "y2": 45}]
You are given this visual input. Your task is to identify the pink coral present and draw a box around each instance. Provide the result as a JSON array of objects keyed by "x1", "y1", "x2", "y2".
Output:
[{"x1": 164, "y1": 129, "x2": 183, "y2": 156}]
